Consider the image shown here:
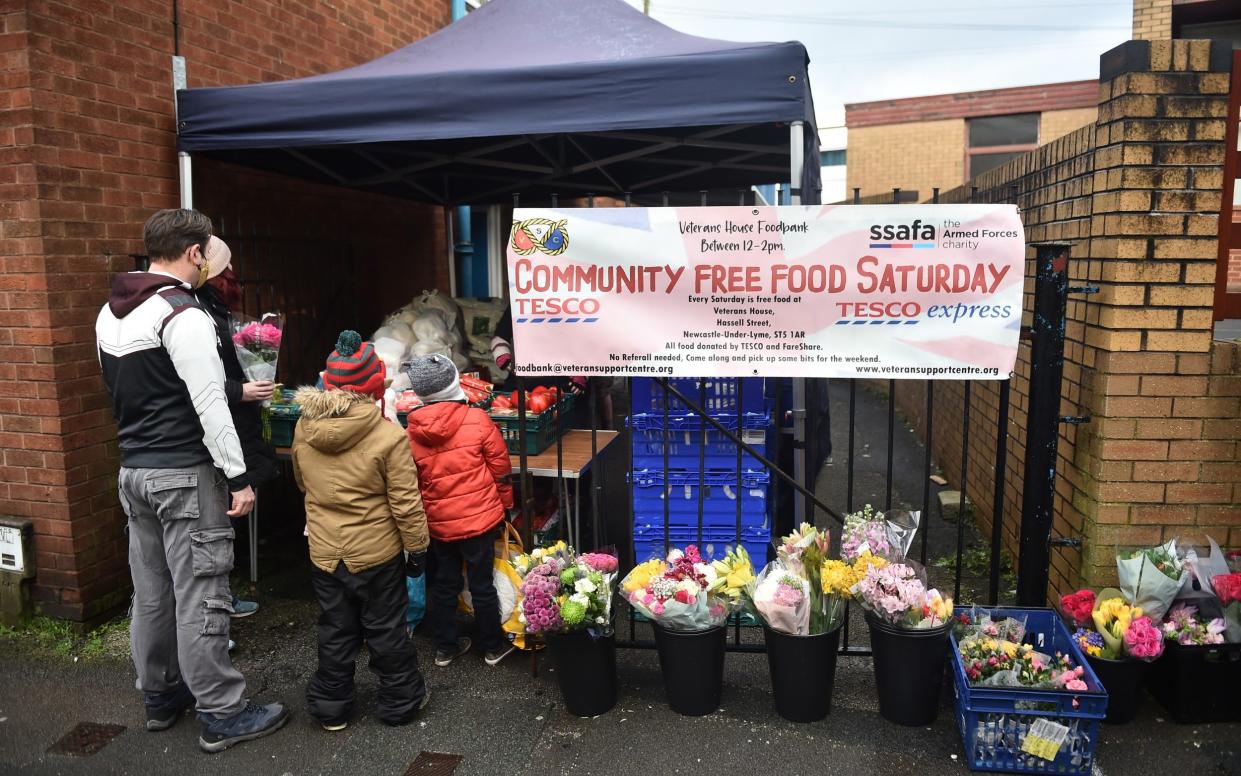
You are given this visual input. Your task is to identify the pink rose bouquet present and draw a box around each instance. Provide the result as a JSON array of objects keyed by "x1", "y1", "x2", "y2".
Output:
[
  {"x1": 230, "y1": 312, "x2": 284, "y2": 385},
  {"x1": 1123, "y1": 616, "x2": 1164, "y2": 659}
]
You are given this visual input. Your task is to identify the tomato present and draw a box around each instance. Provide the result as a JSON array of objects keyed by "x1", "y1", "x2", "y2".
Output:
[{"x1": 527, "y1": 394, "x2": 551, "y2": 414}]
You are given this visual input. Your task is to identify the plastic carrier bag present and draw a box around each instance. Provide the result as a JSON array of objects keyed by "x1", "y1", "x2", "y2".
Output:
[{"x1": 406, "y1": 574, "x2": 427, "y2": 630}]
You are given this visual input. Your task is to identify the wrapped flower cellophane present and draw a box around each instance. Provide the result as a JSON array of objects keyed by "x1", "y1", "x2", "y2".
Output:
[
  {"x1": 840, "y1": 504, "x2": 920, "y2": 563},
  {"x1": 748, "y1": 560, "x2": 811, "y2": 635},
  {"x1": 1117, "y1": 539, "x2": 1188, "y2": 622}
]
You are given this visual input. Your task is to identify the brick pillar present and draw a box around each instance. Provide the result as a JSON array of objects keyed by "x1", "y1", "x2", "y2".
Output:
[
  {"x1": 1132, "y1": 0, "x2": 1172, "y2": 41},
  {"x1": 1077, "y1": 39, "x2": 1234, "y2": 587}
]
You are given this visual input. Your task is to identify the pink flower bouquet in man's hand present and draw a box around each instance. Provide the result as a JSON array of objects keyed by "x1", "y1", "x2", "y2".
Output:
[{"x1": 231, "y1": 312, "x2": 284, "y2": 383}]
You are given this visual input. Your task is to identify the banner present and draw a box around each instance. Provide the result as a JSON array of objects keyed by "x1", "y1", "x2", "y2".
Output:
[{"x1": 506, "y1": 205, "x2": 1024, "y2": 379}]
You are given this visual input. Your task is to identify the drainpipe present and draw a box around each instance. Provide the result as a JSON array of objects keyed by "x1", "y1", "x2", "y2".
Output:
[{"x1": 451, "y1": 0, "x2": 473, "y2": 296}]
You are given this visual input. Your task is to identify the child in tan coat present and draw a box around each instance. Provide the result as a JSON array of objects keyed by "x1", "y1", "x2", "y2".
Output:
[{"x1": 292, "y1": 330, "x2": 430, "y2": 730}]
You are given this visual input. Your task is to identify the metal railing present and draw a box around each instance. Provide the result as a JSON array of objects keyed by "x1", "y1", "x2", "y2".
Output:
[{"x1": 503, "y1": 185, "x2": 1077, "y2": 657}]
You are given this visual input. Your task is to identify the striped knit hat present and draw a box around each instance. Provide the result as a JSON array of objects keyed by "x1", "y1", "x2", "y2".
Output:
[{"x1": 323, "y1": 330, "x2": 386, "y2": 400}]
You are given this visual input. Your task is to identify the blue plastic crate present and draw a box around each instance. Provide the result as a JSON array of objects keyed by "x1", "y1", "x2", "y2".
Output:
[
  {"x1": 632, "y1": 524, "x2": 771, "y2": 566},
  {"x1": 631, "y1": 469, "x2": 769, "y2": 530},
  {"x1": 950, "y1": 607, "x2": 1107, "y2": 775},
  {"x1": 630, "y1": 377, "x2": 765, "y2": 414},
  {"x1": 630, "y1": 411, "x2": 769, "y2": 470}
]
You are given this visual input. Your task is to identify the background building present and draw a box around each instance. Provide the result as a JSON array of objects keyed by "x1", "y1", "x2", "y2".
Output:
[
  {"x1": 844, "y1": 81, "x2": 1098, "y2": 201},
  {"x1": 818, "y1": 109, "x2": 847, "y2": 204}
]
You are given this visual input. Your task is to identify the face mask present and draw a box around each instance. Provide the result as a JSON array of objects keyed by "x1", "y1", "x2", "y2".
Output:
[{"x1": 194, "y1": 260, "x2": 210, "y2": 289}]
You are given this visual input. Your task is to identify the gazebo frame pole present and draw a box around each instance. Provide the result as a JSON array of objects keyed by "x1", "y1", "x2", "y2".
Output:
[
  {"x1": 788, "y1": 120, "x2": 807, "y2": 522},
  {"x1": 173, "y1": 53, "x2": 193, "y2": 210},
  {"x1": 179, "y1": 152, "x2": 193, "y2": 209}
]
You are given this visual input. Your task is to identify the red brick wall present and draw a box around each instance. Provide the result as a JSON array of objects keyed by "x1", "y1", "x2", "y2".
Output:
[{"x1": 0, "y1": 0, "x2": 451, "y2": 620}]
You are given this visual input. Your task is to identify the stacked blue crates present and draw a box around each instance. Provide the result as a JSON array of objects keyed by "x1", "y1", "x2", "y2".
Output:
[{"x1": 629, "y1": 377, "x2": 771, "y2": 564}]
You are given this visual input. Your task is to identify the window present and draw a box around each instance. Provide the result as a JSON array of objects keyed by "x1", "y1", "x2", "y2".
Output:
[
  {"x1": 966, "y1": 113, "x2": 1039, "y2": 179},
  {"x1": 820, "y1": 149, "x2": 846, "y2": 167}
]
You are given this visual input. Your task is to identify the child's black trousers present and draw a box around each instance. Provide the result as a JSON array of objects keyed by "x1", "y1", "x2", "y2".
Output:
[{"x1": 306, "y1": 553, "x2": 427, "y2": 725}]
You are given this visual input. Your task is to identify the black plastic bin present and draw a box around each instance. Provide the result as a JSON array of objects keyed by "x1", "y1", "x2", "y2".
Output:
[
  {"x1": 546, "y1": 629, "x2": 618, "y2": 718},
  {"x1": 1086, "y1": 654, "x2": 1148, "y2": 724},
  {"x1": 652, "y1": 624, "x2": 726, "y2": 716},
  {"x1": 1147, "y1": 640, "x2": 1241, "y2": 723},
  {"x1": 762, "y1": 623, "x2": 841, "y2": 723},
  {"x1": 866, "y1": 613, "x2": 952, "y2": 727}
]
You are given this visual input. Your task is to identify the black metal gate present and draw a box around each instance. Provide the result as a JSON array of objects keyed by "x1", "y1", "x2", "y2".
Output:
[{"x1": 507, "y1": 185, "x2": 1079, "y2": 657}]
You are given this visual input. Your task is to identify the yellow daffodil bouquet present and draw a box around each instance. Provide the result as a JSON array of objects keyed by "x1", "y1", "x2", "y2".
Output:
[{"x1": 819, "y1": 552, "x2": 888, "y2": 632}]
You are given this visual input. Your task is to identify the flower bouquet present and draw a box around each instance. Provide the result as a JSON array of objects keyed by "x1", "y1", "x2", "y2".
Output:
[
  {"x1": 1161, "y1": 602, "x2": 1226, "y2": 646},
  {"x1": 747, "y1": 522, "x2": 846, "y2": 636},
  {"x1": 231, "y1": 312, "x2": 284, "y2": 384},
  {"x1": 622, "y1": 545, "x2": 753, "y2": 716},
  {"x1": 957, "y1": 633, "x2": 1085, "y2": 691},
  {"x1": 852, "y1": 560, "x2": 955, "y2": 726},
  {"x1": 1061, "y1": 587, "x2": 1162, "y2": 723},
  {"x1": 818, "y1": 552, "x2": 888, "y2": 632},
  {"x1": 621, "y1": 545, "x2": 742, "y2": 632},
  {"x1": 1117, "y1": 540, "x2": 1188, "y2": 622},
  {"x1": 1212, "y1": 573, "x2": 1241, "y2": 643},
  {"x1": 743, "y1": 523, "x2": 851, "y2": 723},
  {"x1": 840, "y1": 504, "x2": 920, "y2": 563},
  {"x1": 519, "y1": 546, "x2": 618, "y2": 638},
  {"x1": 519, "y1": 545, "x2": 620, "y2": 717},
  {"x1": 511, "y1": 540, "x2": 573, "y2": 580},
  {"x1": 851, "y1": 561, "x2": 954, "y2": 630}
]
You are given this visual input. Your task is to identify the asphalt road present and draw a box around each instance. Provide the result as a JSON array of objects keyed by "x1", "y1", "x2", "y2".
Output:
[{"x1": 1, "y1": 622, "x2": 1238, "y2": 776}]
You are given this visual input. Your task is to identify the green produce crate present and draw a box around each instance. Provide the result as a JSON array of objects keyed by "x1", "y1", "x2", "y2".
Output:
[
  {"x1": 489, "y1": 393, "x2": 575, "y2": 455},
  {"x1": 266, "y1": 390, "x2": 300, "y2": 447}
]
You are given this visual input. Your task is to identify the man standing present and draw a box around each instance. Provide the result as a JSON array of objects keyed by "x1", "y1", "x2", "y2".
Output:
[{"x1": 96, "y1": 209, "x2": 287, "y2": 753}]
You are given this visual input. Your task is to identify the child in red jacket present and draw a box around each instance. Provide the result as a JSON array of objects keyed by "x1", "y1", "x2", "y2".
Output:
[{"x1": 403, "y1": 354, "x2": 515, "y2": 667}]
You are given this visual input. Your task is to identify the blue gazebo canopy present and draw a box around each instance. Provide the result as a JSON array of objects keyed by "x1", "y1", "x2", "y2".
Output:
[{"x1": 176, "y1": 0, "x2": 821, "y2": 205}]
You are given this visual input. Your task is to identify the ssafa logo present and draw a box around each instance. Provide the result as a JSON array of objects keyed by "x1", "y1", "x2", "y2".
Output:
[
  {"x1": 868, "y1": 220, "x2": 936, "y2": 249},
  {"x1": 511, "y1": 218, "x2": 569, "y2": 256}
]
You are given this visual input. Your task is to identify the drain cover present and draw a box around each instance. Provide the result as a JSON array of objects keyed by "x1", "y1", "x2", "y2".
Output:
[
  {"x1": 403, "y1": 751, "x2": 463, "y2": 775},
  {"x1": 47, "y1": 722, "x2": 126, "y2": 757}
]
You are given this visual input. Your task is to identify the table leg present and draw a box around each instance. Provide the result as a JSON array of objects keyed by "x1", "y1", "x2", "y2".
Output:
[
  {"x1": 249, "y1": 492, "x2": 259, "y2": 583},
  {"x1": 563, "y1": 477, "x2": 574, "y2": 548},
  {"x1": 573, "y1": 478, "x2": 582, "y2": 549}
]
